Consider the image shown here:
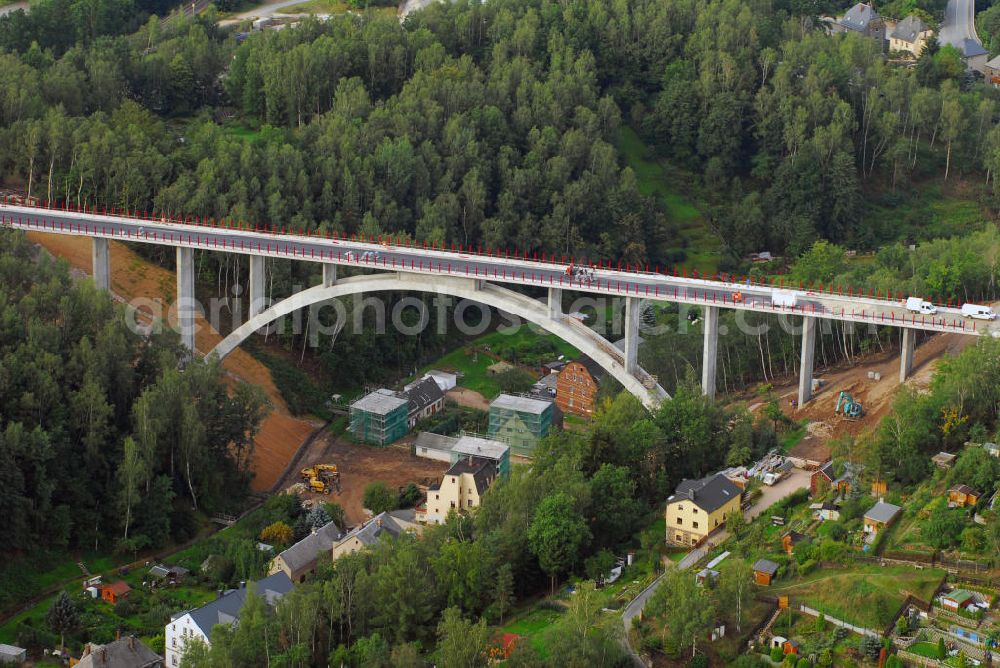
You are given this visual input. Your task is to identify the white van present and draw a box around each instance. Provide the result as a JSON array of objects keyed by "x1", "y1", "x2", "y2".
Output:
[
  {"x1": 961, "y1": 303, "x2": 997, "y2": 320},
  {"x1": 905, "y1": 297, "x2": 937, "y2": 315}
]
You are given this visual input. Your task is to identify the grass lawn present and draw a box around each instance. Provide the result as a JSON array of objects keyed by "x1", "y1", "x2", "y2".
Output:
[
  {"x1": 417, "y1": 328, "x2": 580, "y2": 400},
  {"x1": 616, "y1": 127, "x2": 721, "y2": 272},
  {"x1": 779, "y1": 420, "x2": 809, "y2": 452},
  {"x1": 0, "y1": 552, "x2": 117, "y2": 615},
  {"x1": 502, "y1": 607, "x2": 563, "y2": 656},
  {"x1": 278, "y1": 0, "x2": 396, "y2": 14},
  {"x1": 907, "y1": 641, "x2": 943, "y2": 658},
  {"x1": 768, "y1": 564, "x2": 945, "y2": 630}
]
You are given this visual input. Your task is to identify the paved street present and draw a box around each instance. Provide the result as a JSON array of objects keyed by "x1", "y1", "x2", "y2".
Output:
[{"x1": 939, "y1": 0, "x2": 981, "y2": 52}]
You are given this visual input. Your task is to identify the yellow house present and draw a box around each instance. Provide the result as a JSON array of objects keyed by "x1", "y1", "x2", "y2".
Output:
[
  {"x1": 665, "y1": 473, "x2": 742, "y2": 546},
  {"x1": 331, "y1": 510, "x2": 422, "y2": 560},
  {"x1": 419, "y1": 456, "x2": 498, "y2": 525},
  {"x1": 889, "y1": 15, "x2": 933, "y2": 56}
]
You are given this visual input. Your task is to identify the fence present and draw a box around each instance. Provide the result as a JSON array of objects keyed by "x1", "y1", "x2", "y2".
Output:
[
  {"x1": 798, "y1": 604, "x2": 880, "y2": 638},
  {"x1": 897, "y1": 650, "x2": 940, "y2": 667}
]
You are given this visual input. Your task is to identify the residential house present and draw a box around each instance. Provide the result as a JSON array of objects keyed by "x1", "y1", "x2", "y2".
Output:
[
  {"x1": 782, "y1": 530, "x2": 808, "y2": 555},
  {"x1": 77, "y1": 636, "x2": 162, "y2": 668},
  {"x1": 403, "y1": 377, "x2": 445, "y2": 428},
  {"x1": 863, "y1": 501, "x2": 902, "y2": 536},
  {"x1": 488, "y1": 394, "x2": 556, "y2": 456},
  {"x1": 268, "y1": 520, "x2": 343, "y2": 583},
  {"x1": 165, "y1": 572, "x2": 293, "y2": 668},
  {"x1": 889, "y1": 15, "x2": 933, "y2": 55},
  {"x1": 753, "y1": 559, "x2": 780, "y2": 586},
  {"x1": 148, "y1": 564, "x2": 189, "y2": 585},
  {"x1": 665, "y1": 473, "x2": 742, "y2": 546},
  {"x1": 101, "y1": 581, "x2": 131, "y2": 605},
  {"x1": 349, "y1": 389, "x2": 409, "y2": 445},
  {"x1": 331, "y1": 510, "x2": 423, "y2": 559},
  {"x1": 542, "y1": 361, "x2": 566, "y2": 374},
  {"x1": 941, "y1": 589, "x2": 979, "y2": 612},
  {"x1": 932, "y1": 451, "x2": 957, "y2": 469},
  {"x1": 450, "y1": 435, "x2": 510, "y2": 477},
  {"x1": 948, "y1": 484, "x2": 981, "y2": 508},
  {"x1": 419, "y1": 456, "x2": 498, "y2": 525},
  {"x1": 833, "y1": 3, "x2": 886, "y2": 46},
  {"x1": 953, "y1": 38, "x2": 989, "y2": 72},
  {"x1": 555, "y1": 357, "x2": 602, "y2": 418},
  {"x1": 812, "y1": 461, "x2": 860, "y2": 497},
  {"x1": 413, "y1": 432, "x2": 459, "y2": 463}
]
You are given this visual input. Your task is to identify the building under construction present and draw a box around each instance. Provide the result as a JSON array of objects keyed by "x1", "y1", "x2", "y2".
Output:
[
  {"x1": 349, "y1": 389, "x2": 409, "y2": 446},
  {"x1": 487, "y1": 394, "x2": 556, "y2": 457}
]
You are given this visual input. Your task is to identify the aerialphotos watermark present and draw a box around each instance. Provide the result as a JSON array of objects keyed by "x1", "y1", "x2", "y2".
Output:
[{"x1": 121, "y1": 288, "x2": 875, "y2": 349}]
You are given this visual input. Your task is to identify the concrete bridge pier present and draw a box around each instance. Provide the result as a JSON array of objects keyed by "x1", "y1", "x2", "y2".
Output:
[
  {"x1": 176, "y1": 247, "x2": 195, "y2": 352},
  {"x1": 548, "y1": 287, "x2": 562, "y2": 319},
  {"x1": 249, "y1": 255, "x2": 266, "y2": 318},
  {"x1": 798, "y1": 315, "x2": 817, "y2": 408},
  {"x1": 900, "y1": 327, "x2": 915, "y2": 383},
  {"x1": 702, "y1": 306, "x2": 719, "y2": 399},
  {"x1": 624, "y1": 297, "x2": 639, "y2": 374},
  {"x1": 92, "y1": 238, "x2": 109, "y2": 290},
  {"x1": 322, "y1": 263, "x2": 337, "y2": 287}
]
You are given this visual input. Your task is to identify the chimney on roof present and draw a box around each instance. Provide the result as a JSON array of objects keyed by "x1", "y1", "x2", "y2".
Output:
[
  {"x1": 128, "y1": 635, "x2": 135, "y2": 650},
  {"x1": 100, "y1": 647, "x2": 107, "y2": 663},
  {"x1": 116, "y1": 629, "x2": 120, "y2": 641},
  {"x1": 688, "y1": 489, "x2": 695, "y2": 500},
  {"x1": 82, "y1": 643, "x2": 91, "y2": 657}
]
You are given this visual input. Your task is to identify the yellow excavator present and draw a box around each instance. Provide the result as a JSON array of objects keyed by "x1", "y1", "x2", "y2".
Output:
[{"x1": 300, "y1": 464, "x2": 340, "y2": 494}]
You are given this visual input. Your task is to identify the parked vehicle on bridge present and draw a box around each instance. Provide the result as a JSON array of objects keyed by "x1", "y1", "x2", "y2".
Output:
[
  {"x1": 771, "y1": 289, "x2": 797, "y2": 308},
  {"x1": 905, "y1": 297, "x2": 937, "y2": 315},
  {"x1": 961, "y1": 303, "x2": 997, "y2": 320},
  {"x1": 564, "y1": 263, "x2": 594, "y2": 280}
]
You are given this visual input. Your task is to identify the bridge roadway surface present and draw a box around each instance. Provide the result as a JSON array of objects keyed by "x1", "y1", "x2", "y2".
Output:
[{"x1": 1, "y1": 202, "x2": 993, "y2": 338}]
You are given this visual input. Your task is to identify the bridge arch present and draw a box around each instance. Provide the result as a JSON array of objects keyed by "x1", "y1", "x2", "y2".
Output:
[{"x1": 209, "y1": 273, "x2": 668, "y2": 409}]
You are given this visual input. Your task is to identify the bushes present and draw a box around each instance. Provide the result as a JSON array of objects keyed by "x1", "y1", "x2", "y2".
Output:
[
  {"x1": 770, "y1": 646, "x2": 784, "y2": 662},
  {"x1": 798, "y1": 559, "x2": 817, "y2": 575}
]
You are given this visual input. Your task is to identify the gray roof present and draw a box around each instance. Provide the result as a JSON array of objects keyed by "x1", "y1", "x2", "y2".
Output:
[
  {"x1": 404, "y1": 377, "x2": 444, "y2": 413},
  {"x1": 76, "y1": 637, "x2": 161, "y2": 668},
  {"x1": 753, "y1": 558, "x2": 780, "y2": 575},
  {"x1": 274, "y1": 520, "x2": 342, "y2": 574},
  {"x1": 337, "y1": 510, "x2": 418, "y2": 548},
  {"x1": 959, "y1": 38, "x2": 988, "y2": 57},
  {"x1": 841, "y1": 3, "x2": 879, "y2": 31},
  {"x1": 184, "y1": 572, "x2": 293, "y2": 636},
  {"x1": 414, "y1": 431, "x2": 458, "y2": 452},
  {"x1": 452, "y1": 435, "x2": 508, "y2": 461},
  {"x1": 864, "y1": 501, "x2": 902, "y2": 524},
  {"x1": 534, "y1": 374, "x2": 558, "y2": 390},
  {"x1": 490, "y1": 393, "x2": 552, "y2": 415},
  {"x1": 670, "y1": 473, "x2": 742, "y2": 514},
  {"x1": 351, "y1": 389, "x2": 408, "y2": 415},
  {"x1": 446, "y1": 455, "x2": 498, "y2": 495},
  {"x1": 890, "y1": 15, "x2": 928, "y2": 42}
]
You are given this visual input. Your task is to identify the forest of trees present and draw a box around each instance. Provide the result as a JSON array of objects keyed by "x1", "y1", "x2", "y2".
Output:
[
  {"x1": 3, "y1": 0, "x2": 1000, "y2": 397},
  {"x1": 0, "y1": 229, "x2": 268, "y2": 600}
]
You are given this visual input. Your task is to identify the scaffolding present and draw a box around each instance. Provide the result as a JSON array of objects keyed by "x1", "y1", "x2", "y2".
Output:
[
  {"x1": 487, "y1": 394, "x2": 553, "y2": 458},
  {"x1": 349, "y1": 390, "x2": 409, "y2": 446}
]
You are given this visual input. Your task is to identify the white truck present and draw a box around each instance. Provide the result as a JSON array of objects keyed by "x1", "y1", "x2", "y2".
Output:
[
  {"x1": 771, "y1": 289, "x2": 797, "y2": 308},
  {"x1": 905, "y1": 297, "x2": 937, "y2": 315},
  {"x1": 961, "y1": 303, "x2": 997, "y2": 320}
]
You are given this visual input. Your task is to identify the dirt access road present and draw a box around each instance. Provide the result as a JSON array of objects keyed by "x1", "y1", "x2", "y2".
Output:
[
  {"x1": 754, "y1": 331, "x2": 975, "y2": 462},
  {"x1": 25, "y1": 231, "x2": 318, "y2": 492},
  {"x1": 279, "y1": 432, "x2": 448, "y2": 526}
]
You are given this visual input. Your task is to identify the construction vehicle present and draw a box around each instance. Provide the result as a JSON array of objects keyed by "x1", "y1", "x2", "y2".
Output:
[
  {"x1": 300, "y1": 464, "x2": 341, "y2": 494},
  {"x1": 835, "y1": 391, "x2": 863, "y2": 419}
]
